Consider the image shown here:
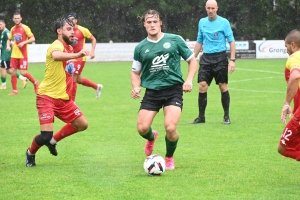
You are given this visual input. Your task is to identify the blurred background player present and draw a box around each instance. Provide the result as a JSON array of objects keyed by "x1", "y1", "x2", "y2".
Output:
[
  {"x1": 279, "y1": 29, "x2": 300, "y2": 162},
  {"x1": 0, "y1": 19, "x2": 27, "y2": 90},
  {"x1": 67, "y1": 13, "x2": 103, "y2": 101},
  {"x1": 6, "y1": 12, "x2": 38, "y2": 95},
  {"x1": 25, "y1": 16, "x2": 90, "y2": 167}
]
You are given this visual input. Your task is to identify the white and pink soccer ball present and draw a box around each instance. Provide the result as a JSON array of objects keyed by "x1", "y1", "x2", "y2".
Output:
[{"x1": 143, "y1": 154, "x2": 166, "y2": 176}]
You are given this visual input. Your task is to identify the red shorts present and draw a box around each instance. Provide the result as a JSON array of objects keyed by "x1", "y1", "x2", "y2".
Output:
[
  {"x1": 74, "y1": 60, "x2": 86, "y2": 75},
  {"x1": 36, "y1": 95, "x2": 83, "y2": 125},
  {"x1": 280, "y1": 107, "x2": 300, "y2": 151},
  {"x1": 10, "y1": 58, "x2": 28, "y2": 70}
]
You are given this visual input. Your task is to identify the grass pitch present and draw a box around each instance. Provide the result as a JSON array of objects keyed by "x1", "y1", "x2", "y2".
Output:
[{"x1": 1, "y1": 59, "x2": 299, "y2": 199}]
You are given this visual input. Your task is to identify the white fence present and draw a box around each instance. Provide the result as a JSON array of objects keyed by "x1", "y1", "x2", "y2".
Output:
[{"x1": 27, "y1": 40, "x2": 288, "y2": 63}]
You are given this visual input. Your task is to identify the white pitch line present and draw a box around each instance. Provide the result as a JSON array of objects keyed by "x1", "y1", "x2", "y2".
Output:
[
  {"x1": 229, "y1": 68, "x2": 284, "y2": 93},
  {"x1": 229, "y1": 88, "x2": 285, "y2": 94},
  {"x1": 235, "y1": 68, "x2": 283, "y2": 75},
  {"x1": 230, "y1": 76, "x2": 281, "y2": 83}
]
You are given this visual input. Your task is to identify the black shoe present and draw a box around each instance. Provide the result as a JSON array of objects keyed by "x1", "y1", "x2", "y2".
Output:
[
  {"x1": 190, "y1": 117, "x2": 205, "y2": 124},
  {"x1": 223, "y1": 116, "x2": 231, "y2": 124},
  {"x1": 26, "y1": 149, "x2": 36, "y2": 167},
  {"x1": 45, "y1": 143, "x2": 58, "y2": 156}
]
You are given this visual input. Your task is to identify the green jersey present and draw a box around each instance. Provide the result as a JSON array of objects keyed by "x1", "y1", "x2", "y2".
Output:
[
  {"x1": 1, "y1": 28, "x2": 12, "y2": 61},
  {"x1": 133, "y1": 33, "x2": 193, "y2": 90}
]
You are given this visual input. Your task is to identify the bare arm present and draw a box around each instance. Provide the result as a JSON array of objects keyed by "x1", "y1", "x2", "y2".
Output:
[
  {"x1": 228, "y1": 41, "x2": 236, "y2": 74},
  {"x1": 281, "y1": 69, "x2": 300, "y2": 124},
  {"x1": 26, "y1": 36, "x2": 35, "y2": 44},
  {"x1": 6, "y1": 39, "x2": 11, "y2": 51},
  {"x1": 130, "y1": 70, "x2": 141, "y2": 99},
  {"x1": 183, "y1": 56, "x2": 198, "y2": 92},
  {"x1": 17, "y1": 36, "x2": 36, "y2": 48},
  {"x1": 229, "y1": 41, "x2": 236, "y2": 59},
  {"x1": 194, "y1": 42, "x2": 203, "y2": 58},
  {"x1": 285, "y1": 69, "x2": 300, "y2": 105},
  {"x1": 89, "y1": 35, "x2": 96, "y2": 59},
  {"x1": 52, "y1": 49, "x2": 90, "y2": 61}
]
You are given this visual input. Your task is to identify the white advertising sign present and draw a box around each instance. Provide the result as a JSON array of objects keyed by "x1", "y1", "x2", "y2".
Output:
[
  {"x1": 28, "y1": 42, "x2": 138, "y2": 63},
  {"x1": 226, "y1": 41, "x2": 249, "y2": 50},
  {"x1": 254, "y1": 40, "x2": 288, "y2": 59}
]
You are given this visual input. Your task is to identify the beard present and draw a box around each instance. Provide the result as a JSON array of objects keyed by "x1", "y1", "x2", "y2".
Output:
[{"x1": 62, "y1": 34, "x2": 73, "y2": 45}]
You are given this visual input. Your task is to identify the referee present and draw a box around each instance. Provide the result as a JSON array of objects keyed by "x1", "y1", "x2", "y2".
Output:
[{"x1": 190, "y1": 0, "x2": 236, "y2": 124}]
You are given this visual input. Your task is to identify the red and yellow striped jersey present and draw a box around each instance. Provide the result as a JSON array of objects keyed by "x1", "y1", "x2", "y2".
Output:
[
  {"x1": 9, "y1": 23, "x2": 34, "y2": 58},
  {"x1": 38, "y1": 39, "x2": 75, "y2": 100},
  {"x1": 72, "y1": 25, "x2": 93, "y2": 61}
]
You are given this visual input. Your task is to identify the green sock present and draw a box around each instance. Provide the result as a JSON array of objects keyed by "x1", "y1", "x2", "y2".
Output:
[
  {"x1": 1, "y1": 77, "x2": 6, "y2": 84},
  {"x1": 16, "y1": 73, "x2": 25, "y2": 80},
  {"x1": 141, "y1": 127, "x2": 154, "y2": 141},
  {"x1": 165, "y1": 136, "x2": 179, "y2": 157}
]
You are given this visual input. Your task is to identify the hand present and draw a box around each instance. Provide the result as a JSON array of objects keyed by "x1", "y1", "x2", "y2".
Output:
[
  {"x1": 17, "y1": 41, "x2": 25, "y2": 48},
  {"x1": 183, "y1": 79, "x2": 193, "y2": 92},
  {"x1": 90, "y1": 51, "x2": 95, "y2": 59},
  {"x1": 131, "y1": 87, "x2": 141, "y2": 99},
  {"x1": 6, "y1": 46, "x2": 11, "y2": 51},
  {"x1": 79, "y1": 49, "x2": 90, "y2": 57},
  {"x1": 281, "y1": 104, "x2": 292, "y2": 124},
  {"x1": 228, "y1": 61, "x2": 235, "y2": 74}
]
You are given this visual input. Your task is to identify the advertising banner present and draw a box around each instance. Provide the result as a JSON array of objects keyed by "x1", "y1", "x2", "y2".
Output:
[
  {"x1": 254, "y1": 40, "x2": 288, "y2": 59},
  {"x1": 187, "y1": 41, "x2": 256, "y2": 59},
  {"x1": 226, "y1": 41, "x2": 256, "y2": 59}
]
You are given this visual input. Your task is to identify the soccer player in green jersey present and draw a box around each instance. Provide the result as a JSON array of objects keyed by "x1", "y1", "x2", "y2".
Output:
[
  {"x1": 0, "y1": 20, "x2": 27, "y2": 90},
  {"x1": 130, "y1": 9, "x2": 198, "y2": 170}
]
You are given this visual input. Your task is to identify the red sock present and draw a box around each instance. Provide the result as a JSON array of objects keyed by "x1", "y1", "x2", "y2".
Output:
[
  {"x1": 28, "y1": 135, "x2": 42, "y2": 154},
  {"x1": 23, "y1": 72, "x2": 36, "y2": 84},
  {"x1": 71, "y1": 81, "x2": 77, "y2": 101},
  {"x1": 53, "y1": 123, "x2": 77, "y2": 142},
  {"x1": 282, "y1": 149, "x2": 300, "y2": 161},
  {"x1": 82, "y1": 78, "x2": 98, "y2": 89},
  {"x1": 11, "y1": 75, "x2": 17, "y2": 91}
]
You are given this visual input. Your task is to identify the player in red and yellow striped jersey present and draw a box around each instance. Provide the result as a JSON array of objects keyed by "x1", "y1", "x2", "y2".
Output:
[
  {"x1": 25, "y1": 17, "x2": 91, "y2": 167},
  {"x1": 6, "y1": 12, "x2": 38, "y2": 96},
  {"x1": 279, "y1": 29, "x2": 300, "y2": 162},
  {"x1": 67, "y1": 13, "x2": 103, "y2": 101}
]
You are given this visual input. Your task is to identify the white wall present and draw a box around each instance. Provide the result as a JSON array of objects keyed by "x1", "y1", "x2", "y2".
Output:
[
  {"x1": 27, "y1": 40, "x2": 288, "y2": 63},
  {"x1": 28, "y1": 42, "x2": 138, "y2": 63}
]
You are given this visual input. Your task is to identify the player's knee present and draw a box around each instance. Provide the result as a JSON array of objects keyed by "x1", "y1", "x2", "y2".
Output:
[
  {"x1": 75, "y1": 121, "x2": 88, "y2": 132},
  {"x1": 20, "y1": 71, "x2": 26, "y2": 76},
  {"x1": 165, "y1": 124, "x2": 176, "y2": 135},
  {"x1": 137, "y1": 125, "x2": 149, "y2": 135},
  {"x1": 35, "y1": 131, "x2": 53, "y2": 146},
  {"x1": 199, "y1": 82, "x2": 208, "y2": 91},
  {"x1": 278, "y1": 145, "x2": 285, "y2": 155}
]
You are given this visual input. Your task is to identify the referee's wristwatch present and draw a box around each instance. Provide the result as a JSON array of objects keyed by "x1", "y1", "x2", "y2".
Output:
[{"x1": 229, "y1": 58, "x2": 236, "y2": 62}]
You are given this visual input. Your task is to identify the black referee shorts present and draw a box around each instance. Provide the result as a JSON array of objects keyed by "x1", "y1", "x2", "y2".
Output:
[{"x1": 198, "y1": 51, "x2": 228, "y2": 85}]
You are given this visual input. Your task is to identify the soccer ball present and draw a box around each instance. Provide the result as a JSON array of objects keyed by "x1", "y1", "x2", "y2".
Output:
[{"x1": 143, "y1": 154, "x2": 166, "y2": 176}]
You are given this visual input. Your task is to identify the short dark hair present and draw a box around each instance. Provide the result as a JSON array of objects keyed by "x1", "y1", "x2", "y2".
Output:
[
  {"x1": 285, "y1": 29, "x2": 300, "y2": 47},
  {"x1": 67, "y1": 12, "x2": 78, "y2": 19},
  {"x1": 0, "y1": 19, "x2": 5, "y2": 24},
  {"x1": 53, "y1": 16, "x2": 73, "y2": 34},
  {"x1": 13, "y1": 12, "x2": 21, "y2": 16}
]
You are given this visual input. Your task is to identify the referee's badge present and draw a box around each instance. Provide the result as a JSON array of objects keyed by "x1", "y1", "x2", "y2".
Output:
[
  {"x1": 163, "y1": 42, "x2": 171, "y2": 49},
  {"x1": 213, "y1": 32, "x2": 218, "y2": 38}
]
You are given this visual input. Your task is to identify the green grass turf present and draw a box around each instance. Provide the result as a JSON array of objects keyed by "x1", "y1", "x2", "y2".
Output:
[{"x1": 1, "y1": 59, "x2": 299, "y2": 199}]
